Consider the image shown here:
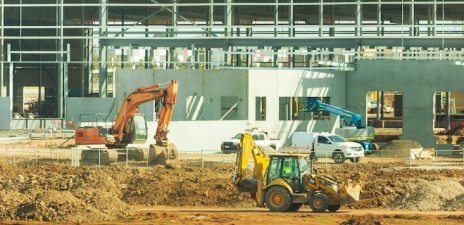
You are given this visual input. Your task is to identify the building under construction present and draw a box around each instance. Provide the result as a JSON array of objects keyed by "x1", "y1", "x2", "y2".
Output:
[{"x1": 1, "y1": 0, "x2": 464, "y2": 150}]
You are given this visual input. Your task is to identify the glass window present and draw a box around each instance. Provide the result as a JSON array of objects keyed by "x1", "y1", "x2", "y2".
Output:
[
  {"x1": 318, "y1": 136, "x2": 330, "y2": 144},
  {"x1": 252, "y1": 134, "x2": 265, "y2": 141},
  {"x1": 298, "y1": 157, "x2": 311, "y2": 174},
  {"x1": 267, "y1": 157, "x2": 281, "y2": 183},
  {"x1": 327, "y1": 135, "x2": 347, "y2": 143},
  {"x1": 233, "y1": 133, "x2": 243, "y2": 139},
  {"x1": 281, "y1": 157, "x2": 298, "y2": 177}
]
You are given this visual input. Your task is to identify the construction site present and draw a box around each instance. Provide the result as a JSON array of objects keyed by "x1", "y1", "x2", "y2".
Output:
[{"x1": 1, "y1": 0, "x2": 464, "y2": 224}]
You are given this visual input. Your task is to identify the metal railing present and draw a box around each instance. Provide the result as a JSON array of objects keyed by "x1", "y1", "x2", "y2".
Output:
[{"x1": 0, "y1": 146, "x2": 463, "y2": 170}]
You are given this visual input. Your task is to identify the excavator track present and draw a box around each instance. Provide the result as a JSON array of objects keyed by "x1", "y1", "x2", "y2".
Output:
[
  {"x1": 148, "y1": 143, "x2": 178, "y2": 166},
  {"x1": 81, "y1": 149, "x2": 119, "y2": 165}
]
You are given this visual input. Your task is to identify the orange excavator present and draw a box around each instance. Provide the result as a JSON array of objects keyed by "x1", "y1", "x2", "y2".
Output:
[{"x1": 75, "y1": 80, "x2": 179, "y2": 166}]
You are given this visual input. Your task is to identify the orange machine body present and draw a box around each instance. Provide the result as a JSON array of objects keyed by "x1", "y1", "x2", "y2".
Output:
[{"x1": 75, "y1": 126, "x2": 107, "y2": 145}]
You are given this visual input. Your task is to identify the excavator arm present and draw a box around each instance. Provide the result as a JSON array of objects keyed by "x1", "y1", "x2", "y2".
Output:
[
  {"x1": 108, "y1": 80, "x2": 178, "y2": 147},
  {"x1": 232, "y1": 133, "x2": 270, "y2": 206}
]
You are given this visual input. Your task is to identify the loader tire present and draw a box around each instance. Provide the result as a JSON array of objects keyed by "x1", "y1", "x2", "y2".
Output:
[
  {"x1": 265, "y1": 186, "x2": 292, "y2": 212},
  {"x1": 327, "y1": 205, "x2": 341, "y2": 212},
  {"x1": 309, "y1": 193, "x2": 329, "y2": 212},
  {"x1": 288, "y1": 203, "x2": 303, "y2": 212}
]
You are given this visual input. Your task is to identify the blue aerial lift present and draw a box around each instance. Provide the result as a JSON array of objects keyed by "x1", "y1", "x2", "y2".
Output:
[{"x1": 300, "y1": 98, "x2": 374, "y2": 153}]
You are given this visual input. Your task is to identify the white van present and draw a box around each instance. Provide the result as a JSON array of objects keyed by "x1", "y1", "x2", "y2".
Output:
[{"x1": 291, "y1": 132, "x2": 364, "y2": 164}]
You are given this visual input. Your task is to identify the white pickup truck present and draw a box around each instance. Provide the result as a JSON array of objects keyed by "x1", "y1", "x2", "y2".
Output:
[
  {"x1": 290, "y1": 132, "x2": 364, "y2": 164},
  {"x1": 221, "y1": 132, "x2": 282, "y2": 154}
]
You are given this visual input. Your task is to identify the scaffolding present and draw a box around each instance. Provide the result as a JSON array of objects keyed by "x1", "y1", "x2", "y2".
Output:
[{"x1": 1, "y1": 0, "x2": 464, "y2": 117}]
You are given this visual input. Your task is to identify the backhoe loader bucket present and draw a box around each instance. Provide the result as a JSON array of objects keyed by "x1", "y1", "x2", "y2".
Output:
[
  {"x1": 339, "y1": 178, "x2": 362, "y2": 205},
  {"x1": 148, "y1": 143, "x2": 178, "y2": 166}
]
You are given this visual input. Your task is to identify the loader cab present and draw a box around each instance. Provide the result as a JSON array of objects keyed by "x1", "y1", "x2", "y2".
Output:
[
  {"x1": 266, "y1": 155, "x2": 311, "y2": 193},
  {"x1": 123, "y1": 113, "x2": 148, "y2": 144}
]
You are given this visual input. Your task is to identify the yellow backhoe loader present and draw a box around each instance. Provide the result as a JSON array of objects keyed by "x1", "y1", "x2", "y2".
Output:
[{"x1": 232, "y1": 133, "x2": 362, "y2": 212}]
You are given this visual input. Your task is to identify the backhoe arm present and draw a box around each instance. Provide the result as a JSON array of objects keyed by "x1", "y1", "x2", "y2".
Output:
[{"x1": 232, "y1": 133, "x2": 270, "y2": 206}]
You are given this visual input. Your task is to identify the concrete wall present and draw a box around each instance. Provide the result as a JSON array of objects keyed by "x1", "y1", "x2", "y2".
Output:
[
  {"x1": 346, "y1": 60, "x2": 464, "y2": 149},
  {"x1": 65, "y1": 97, "x2": 115, "y2": 126},
  {"x1": 0, "y1": 97, "x2": 11, "y2": 130},
  {"x1": 135, "y1": 121, "x2": 249, "y2": 151},
  {"x1": 116, "y1": 69, "x2": 248, "y2": 121},
  {"x1": 247, "y1": 70, "x2": 346, "y2": 146}
]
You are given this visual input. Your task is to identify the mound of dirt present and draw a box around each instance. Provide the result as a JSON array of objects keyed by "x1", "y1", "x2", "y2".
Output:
[
  {"x1": 318, "y1": 163, "x2": 464, "y2": 210},
  {"x1": 340, "y1": 215, "x2": 383, "y2": 225},
  {"x1": 390, "y1": 179, "x2": 464, "y2": 211},
  {"x1": 0, "y1": 163, "x2": 253, "y2": 222},
  {"x1": 380, "y1": 140, "x2": 423, "y2": 151},
  {"x1": 0, "y1": 164, "x2": 133, "y2": 222}
]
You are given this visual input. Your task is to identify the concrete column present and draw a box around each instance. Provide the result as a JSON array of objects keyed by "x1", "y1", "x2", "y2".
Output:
[
  {"x1": 7, "y1": 44, "x2": 12, "y2": 113},
  {"x1": 409, "y1": 0, "x2": 415, "y2": 36},
  {"x1": 376, "y1": 0, "x2": 381, "y2": 36},
  {"x1": 274, "y1": 0, "x2": 278, "y2": 37},
  {"x1": 121, "y1": 11, "x2": 125, "y2": 69},
  {"x1": 318, "y1": 0, "x2": 323, "y2": 37},
  {"x1": 288, "y1": 0, "x2": 294, "y2": 37},
  {"x1": 0, "y1": 0, "x2": 4, "y2": 97},
  {"x1": 305, "y1": 48, "x2": 313, "y2": 67},
  {"x1": 273, "y1": 47, "x2": 278, "y2": 68},
  {"x1": 380, "y1": 91, "x2": 384, "y2": 119},
  {"x1": 98, "y1": 0, "x2": 108, "y2": 97},
  {"x1": 428, "y1": 1, "x2": 437, "y2": 36},
  {"x1": 205, "y1": 48, "x2": 211, "y2": 69},
  {"x1": 356, "y1": 0, "x2": 362, "y2": 36},
  {"x1": 208, "y1": 0, "x2": 213, "y2": 35},
  {"x1": 446, "y1": 91, "x2": 451, "y2": 129},
  {"x1": 288, "y1": 48, "x2": 294, "y2": 68},
  {"x1": 57, "y1": 0, "x2": 65, "y2": 118},
  {"x1": 145, "y1": 5, "x2": 149, "y2": 69},
  {"x1": 224, "y1": 0, "x2": 232, "y2": 66},
  {"x1": 80, "y1": 2, "x2": 86, "y2": 96},
  {"x1": 87, "y1": 29, "x2": 94, "y2": 94}
]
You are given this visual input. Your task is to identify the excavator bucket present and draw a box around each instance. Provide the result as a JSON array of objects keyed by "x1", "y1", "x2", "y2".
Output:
[{"x1": 148, "y1": 143, "x2": 178, "y2": 167}]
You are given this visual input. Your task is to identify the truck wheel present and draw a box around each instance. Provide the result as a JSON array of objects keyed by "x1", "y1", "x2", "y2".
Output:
[
  {"x1": 349, "y1": 157, "x2": 360, "y2": 163},
  {"x1": 264, "y1": 186, "x2": 292, "y2": 212},
  {"x1": 332, "y1": 151, "x2": 345, "y2": 164},
  {"x1": 309, "y1": 192, "x2": 329, "y2": 212},
  {"x1": 288, "y1": 203, "x2": 303, "y2": 212},
  {"x1": 327, "y1": 205, "x2": 341, "y2": 212}
]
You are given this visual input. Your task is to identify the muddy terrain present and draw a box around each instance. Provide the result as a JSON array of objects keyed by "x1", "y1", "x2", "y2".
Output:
[{"x1": 0, "y1": 162, "x2": 463, "y2": 223}]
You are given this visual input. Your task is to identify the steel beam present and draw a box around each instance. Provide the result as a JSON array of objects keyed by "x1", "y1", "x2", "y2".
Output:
[{"x1": 101, "y1": 37, "x2": 464, "y2": 48}]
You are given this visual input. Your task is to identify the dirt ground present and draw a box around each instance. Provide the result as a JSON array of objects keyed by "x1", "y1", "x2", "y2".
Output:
[
  {"x1": 0, "y1": 162, "x2": 463, "y2": 224},
  {"x1": 1, "y1": 133, "x2": 464, "y2": 224}
]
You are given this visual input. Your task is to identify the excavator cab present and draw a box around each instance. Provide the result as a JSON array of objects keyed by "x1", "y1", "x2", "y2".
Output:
[{"x1": 122, "y1": 113, "x2": 148, "y2": 144}]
